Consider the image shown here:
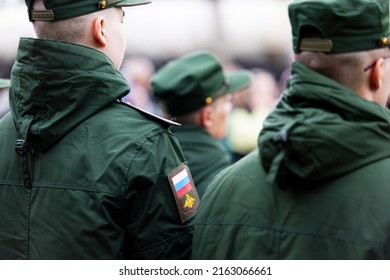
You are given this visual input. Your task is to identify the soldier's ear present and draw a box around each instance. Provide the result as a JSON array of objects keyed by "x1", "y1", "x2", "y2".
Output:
[
  {"x1": 370, "y1": 57, "x2": 384, "y2": 90},
  {"x1": 200, "y1": 106, "x2": 213, "y2": 129},
  {"x1": 93, "y1": 16, "x2": 107, "y2": 48}
]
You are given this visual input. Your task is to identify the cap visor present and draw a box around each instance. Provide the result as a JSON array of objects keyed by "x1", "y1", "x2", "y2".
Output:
[
  {"x1": 0, "y1": 78, "x2": 10, "y2": 89},
  {"x1": 225, "y1": 70, "x2": 253, "y2": 93},
  {"x1": 116, "y1": 0, "x2": 152, "y2": 7}
]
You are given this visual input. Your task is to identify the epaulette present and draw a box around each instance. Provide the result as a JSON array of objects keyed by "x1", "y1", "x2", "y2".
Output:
[{"x1": 116, "y1": 100, "x2": 181, "y2": 127}]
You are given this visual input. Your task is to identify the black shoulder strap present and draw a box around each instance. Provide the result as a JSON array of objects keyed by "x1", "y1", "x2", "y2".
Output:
[{"x1": 116, "y1": 100, "x2": 181, "y2": 127}]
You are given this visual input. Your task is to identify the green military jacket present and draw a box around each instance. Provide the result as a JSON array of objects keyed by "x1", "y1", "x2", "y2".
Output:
[
  {"x1": 192, "y1": 62, "x2": 390, "y2": 259},
  {"x1": 0, "y1": 38, "x2": 198, "y2": 259},
  {"x1": 171, "y1": 125, "x2": 231, "y2": 198}
]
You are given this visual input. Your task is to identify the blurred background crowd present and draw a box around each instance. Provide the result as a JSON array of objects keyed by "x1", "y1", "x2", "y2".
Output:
[{"x1": 0, "y1": 0, "x2": 293, "y2": 160}]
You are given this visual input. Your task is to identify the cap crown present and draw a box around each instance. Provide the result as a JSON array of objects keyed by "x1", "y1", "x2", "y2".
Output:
[
  {"x1": 152, "y1": 51, "x2": 227, "y2": 116},
  {"x1": 289, "y1": 0, "x2": 390, "y2": 53}
]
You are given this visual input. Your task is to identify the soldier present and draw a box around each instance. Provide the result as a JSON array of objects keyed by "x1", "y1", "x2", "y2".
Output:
[
  {"x1": 0, "y1": 0, "x2": 198, "y2": 259},
  {"x1": 152, "y1": 51, "x2": 252, "y2": 198},
  {"x1": 192, "y1": 0, "x2": 390, "y2": 259}
]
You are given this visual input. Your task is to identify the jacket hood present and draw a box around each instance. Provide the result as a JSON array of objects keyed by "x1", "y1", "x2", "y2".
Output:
[
  {"x1": 9, "y1": 38, "x2": 130, "y2": 151},
  {"x1": 259, "y1": 61, "x2": 390, "y2": 187}
]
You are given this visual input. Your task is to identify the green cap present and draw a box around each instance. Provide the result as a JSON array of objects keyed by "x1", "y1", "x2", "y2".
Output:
[
  {"x1": 289, "y1": 0, "x2": 390, "y2": 53},
  {"x1": 151, "y1": 51, "x2": 253, "y2": 116},
  {"x1": 0, "y1": 78, "x2": 10, "y2": 89},
  {"x1": 26, "y1": 0, "x2": 151, "y2": 21}
]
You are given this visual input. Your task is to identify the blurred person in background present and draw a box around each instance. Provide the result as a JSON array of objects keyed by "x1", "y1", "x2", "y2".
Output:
[
  {"x1": 0, "y1": 78, "x2": 10, "y2": 118},
  {"x1": 192, "y1": 0, "x2": 390, "y2": 259},
  {"x1": 226, "y1": 69, "x2": 280, "y2": 162},
  {"x1": 0, "y1": 78, "x2": 9, "y2": 88},
  {"x1": 0, "y1": 0, "x2": 198, "y2": 259},
  {"x1": 121, "y1": 55, "x2": 162, "y2": 115},
  {"x1": 152, "y1": 50, "x2": 252, "y2": 198}
]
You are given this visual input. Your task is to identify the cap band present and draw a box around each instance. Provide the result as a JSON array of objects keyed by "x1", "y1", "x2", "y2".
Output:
[
  {"x1": 299, "y1": 39, "x2": 333, "y2": 52},
  {"x1": 31, "y1": 10, "x2": 54, "y2": 21}
]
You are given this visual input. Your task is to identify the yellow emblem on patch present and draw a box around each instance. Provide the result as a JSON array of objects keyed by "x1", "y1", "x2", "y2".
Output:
[{"x1": 184, "y1": 193, "x2": 195, "y2": 209}]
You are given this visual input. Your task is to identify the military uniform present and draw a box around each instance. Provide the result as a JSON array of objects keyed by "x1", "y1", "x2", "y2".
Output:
[
  {"x1": 0, "y1": 37, "x2": 199, "y2": 259},
  {"x1": 192, "y1": 61, "x2": 390, "y2": 259},
  {"x1": 152, "y1": 51, "x2": 252, "y2": 197},
  {"x1": 171, "y1": 125, "x2": 231, "y2": 198},
  {"x1": 192, "y1": 0, "x2": 390, "y2": 260}
]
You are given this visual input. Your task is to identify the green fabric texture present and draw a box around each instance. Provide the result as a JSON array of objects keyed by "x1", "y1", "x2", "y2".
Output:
[
  {"x1": 193, "y1": 153, "x2": 390, "y2": 259},
  {"x1": 0, "y1": 38, "x2": 194, "y2": 259},
  {"x1": 10, "y1": 38, "x2": 130, "y2": 150},
  {"x1": 192, "y1": 61, "x2": 390, "y2": 259},
  {"x1": 171, "y1": 125, "x2": 232, "y2": 198},
  {"x1": 152, "y1": 50, "x2": 252, "y2": 116},
  {"x1": 289, "y1": 0, "x2": 390, "y2": 53},
  {"x1": 26, "y1": 0, "x2": 151, "y2": 21},
  {"x1": 259, "y1": 61, "x2": 390, "y2": 187}
]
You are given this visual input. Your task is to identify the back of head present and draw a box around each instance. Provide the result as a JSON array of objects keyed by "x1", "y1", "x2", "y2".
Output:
[
  {"x1": 288, "y1": 0, "x2": 390, "y2": 90},
  {"x1": 30, "y1": 0, "x2": 90, "y2": 42}
]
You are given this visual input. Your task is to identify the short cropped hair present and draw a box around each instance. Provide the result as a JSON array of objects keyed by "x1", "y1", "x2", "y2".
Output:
[
  {"x1": 295, "y1": 26, "x2": 386, "y2": 90},
  {"x1": 32, "y1": 0, "x2": 92, "y2": 42}
]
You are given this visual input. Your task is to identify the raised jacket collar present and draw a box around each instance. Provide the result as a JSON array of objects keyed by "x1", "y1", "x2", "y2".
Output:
[
  {"x1": 259, "y1": 61, "x2": 390, "y2": 187},
  {"x1": 10, "y1": 38, "x2": 130, "y2": 150}
]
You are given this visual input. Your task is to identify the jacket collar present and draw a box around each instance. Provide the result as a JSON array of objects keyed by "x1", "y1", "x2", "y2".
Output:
[
  {"x1": 259, "y1": 61, "x2": 390, "y2": 187},
  {"x1": 10, "y1": 38, "x2": 130, "y2": 150}
]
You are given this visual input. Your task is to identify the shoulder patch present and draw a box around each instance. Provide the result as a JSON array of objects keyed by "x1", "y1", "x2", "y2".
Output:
[
  {"x1": 118, "y1": 100, "x2": 180, "y2": 126},
  {"x1": 168, "y1": 163, "x2": 199, "y2": 223}
]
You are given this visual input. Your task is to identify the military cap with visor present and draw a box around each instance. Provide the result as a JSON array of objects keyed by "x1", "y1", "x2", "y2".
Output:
[
  {"x1": 26, "y1": 0, "x2": 151, "y2": 21},
  {"x1": 151, "y1": 51, "x2": 253, "y2": 116},
  {"x1": 289, "y1": 0, "x2": 390, "y2": 53}
]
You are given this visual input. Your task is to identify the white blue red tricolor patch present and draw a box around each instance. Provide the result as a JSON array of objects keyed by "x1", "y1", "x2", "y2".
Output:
[{"x1": 168, "y1": 163, "x2": 199, "y2": 223}]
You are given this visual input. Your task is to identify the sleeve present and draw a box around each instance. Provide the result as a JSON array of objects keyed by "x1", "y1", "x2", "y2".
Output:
[{"x1": 124, "y1": 129, "x2": 198, "y2": 259}]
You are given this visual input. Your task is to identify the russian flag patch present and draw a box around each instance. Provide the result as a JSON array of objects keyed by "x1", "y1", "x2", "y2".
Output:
[{"x1": 168, "y1": 163, "x2": 199, "y2": 223}]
